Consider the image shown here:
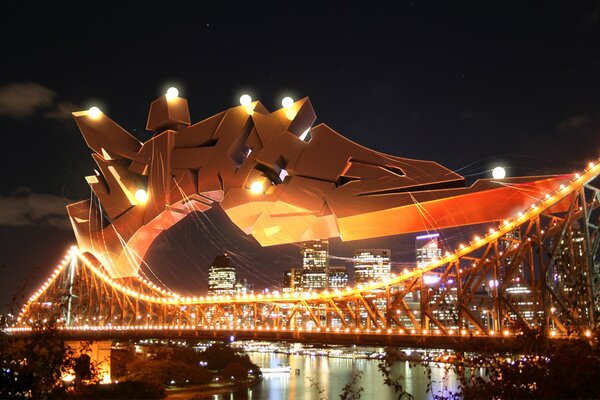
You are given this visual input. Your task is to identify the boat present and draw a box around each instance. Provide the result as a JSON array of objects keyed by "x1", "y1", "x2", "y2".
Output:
[{"x1": 261, "y1": 364, "x2": 292, "y2": 374}]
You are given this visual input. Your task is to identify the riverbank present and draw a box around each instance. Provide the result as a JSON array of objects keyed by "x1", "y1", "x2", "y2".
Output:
[{"x1": 165, "y1": 377, "x2": 261, "y2": 399}]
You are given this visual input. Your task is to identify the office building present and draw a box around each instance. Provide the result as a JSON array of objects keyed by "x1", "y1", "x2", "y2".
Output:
[
  {"x1": 208, "y1": 253, "x2": 237, "y2": 295},
  {"x1": 329, "y1": 265, "x2": 349, "y2": 289},
  {"x1": 416, "y1": 233, "x2": 442, "y2": 267},
  {"x1": 283, "y1": 267, "x2": 303, "y2": 292},
  {"x1": 353, "y1": 249, "x2": 391, "y2": 284},
  {"x1": 301, "y1": 240, "x2": 329, "y2": 290}
]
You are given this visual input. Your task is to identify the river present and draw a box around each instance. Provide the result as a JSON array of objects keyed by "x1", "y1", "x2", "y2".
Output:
[{"x1": 212, "y1": 347, "x2": 464, "y2": 399}]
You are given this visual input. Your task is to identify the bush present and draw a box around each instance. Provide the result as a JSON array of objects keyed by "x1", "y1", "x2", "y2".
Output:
[
  {"x1": 68, "y1": 381, "x2": 165, "y2": 399},
  {"x1": 223, "y1": 362, "x2": 249, "y2": 381},
  {"x1": 124, "y1": 359, "x2": 211, "y2": 386},
  {"x1": 199, "y1": 343, "x2": 260, "y2": 376}
]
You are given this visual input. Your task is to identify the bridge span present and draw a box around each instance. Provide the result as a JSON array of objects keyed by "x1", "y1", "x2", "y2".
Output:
[{"x1": 6, "y1": 158, "x2": 600, "y2": 349}]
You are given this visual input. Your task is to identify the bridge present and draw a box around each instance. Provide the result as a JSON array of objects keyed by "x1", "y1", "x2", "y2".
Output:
[
  {"x1": 5, "y1": 91, "x2": 600, "y2": 349},
  {"x1": 9, "y1": 159, "x2": 600, "y2": 348}
]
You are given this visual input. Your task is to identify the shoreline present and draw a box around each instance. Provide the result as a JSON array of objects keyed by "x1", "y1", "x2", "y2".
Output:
[{"x1": 165, "y1": 378, "x2": 261, "y2": 399}]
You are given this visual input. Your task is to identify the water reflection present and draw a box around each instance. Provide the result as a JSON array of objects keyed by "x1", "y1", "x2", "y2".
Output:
[{"x1": 212, "y1": 350, "x2": 462, "y2": 400}]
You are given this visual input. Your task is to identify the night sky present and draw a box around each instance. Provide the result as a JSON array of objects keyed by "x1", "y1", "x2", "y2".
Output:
[{"x1": 1, "y1": 3, "x2": 599, "y2": 310}]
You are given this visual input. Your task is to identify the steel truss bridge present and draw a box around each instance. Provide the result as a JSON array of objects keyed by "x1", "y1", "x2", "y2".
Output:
[{"x1": 8, "y1": 161, "x2": 600, "y2": 348}]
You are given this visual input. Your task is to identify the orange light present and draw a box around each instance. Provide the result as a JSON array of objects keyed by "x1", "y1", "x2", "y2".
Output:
[
  {"x1": 88, "y1": 107, "x2": 102, "y2": 119},
  {"x1": 250, "y1": 181, "x2": 264, "y2": 194}
]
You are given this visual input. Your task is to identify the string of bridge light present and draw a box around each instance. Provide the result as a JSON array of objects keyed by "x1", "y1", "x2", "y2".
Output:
[
  {"x1": 16, "y1": 247, "x2": 76, "y2": 322},
  {"x1": 7, "y1": 323, "x2": 592, "y2": 339},
  {"x1": 16, "y1": 158, "x2": 600, "y2": 311},
  {"x1": 28, "y1": 90, "x2": 600, "y2": 306},
  {"x1": 15, "y1": 156, "x2": 600, "y2": 312}
]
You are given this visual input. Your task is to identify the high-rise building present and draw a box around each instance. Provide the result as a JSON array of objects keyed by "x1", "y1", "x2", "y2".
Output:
[
  {"x1": 353, "y1": 249, "x2": 391, "y2": 284},
  {"x1": 415, "y1": 233, "x2": 442, "y2": 267},
  {"x1": 208, "y1": 253, "x2": 237, "y2": 295},
  {"x1": 498, "y1": 229, "x2": 535, "y2": 325},
  {"x1": 235, "y1": 278, "x2": 254, "y2": 295},
  {"x1": 329, "y1": 265, "x2": 349, "y2": 289},
  {"x1": 283, "y1": 268, "x2": 303, "y2": 292},
  {"x1": 301, "y1": 240, "x2": 329, "y2": 290},
  {"x1": 551, "y1": 223, "x2": 590, "y2": 324},
  {"x1": 415, "y1": 233, "x2": 458, "y2": 329}
]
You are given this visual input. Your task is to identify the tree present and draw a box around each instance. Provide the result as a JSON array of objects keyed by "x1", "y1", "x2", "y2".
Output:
[
  {"x1": 459, "y1": 331, "x2": 600, "y2": 399},
  {"x1": 223, "y1": 361, "x2": 248, "y2": 381},
  {"x1": 199, "y1": 342, "x2": 260, "y2": 376},
  {"x1": 376, "y1": 329, "x2": 600, "y2": 400},
  {"x1": 0, "y1": 320, "x2": 100, "y2": 399},
  {"x1": 124, "y1": 359, "x2": 211, "y2": 386}
]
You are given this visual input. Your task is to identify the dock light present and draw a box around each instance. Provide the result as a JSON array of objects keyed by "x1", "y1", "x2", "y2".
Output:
[
  {"x1": 134, "y1": 189, "x2": 148, "y2": 204},
  {"x1": 239, "y1": 94, "x2": 252, "y2": 106},
  {"x1": 492, "y1": 166, "x2": 506, "y2": 179},
  {"x1": 281, "y1": 96, "x2": 294, "y2": 108},
  {"x1": 250, "y1": 181, "x2": 264, "y2": 194},
  {"x1": 88, "y1": 107, "x2": 102, "y2": 120},
  {"x1": 166, "y1": 87, "x2": 179, "y2": 100}
]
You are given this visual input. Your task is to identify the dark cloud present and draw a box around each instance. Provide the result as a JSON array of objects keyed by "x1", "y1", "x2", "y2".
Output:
[
  {"x1": 556, "y1": 115, "x2": 591, "y2": 130},
  {"x1": 0, "y1": 188, "x2": 71, "y2": 229},
  {"x1": 0, "y1": 82, "x2": 56, "y2": 118},
  {"x1": 0, "y1": 82, "x2": 78, "y2": 121},
  {"x1": 43, "y1": 101, "x2": 79, "y2": 121}
]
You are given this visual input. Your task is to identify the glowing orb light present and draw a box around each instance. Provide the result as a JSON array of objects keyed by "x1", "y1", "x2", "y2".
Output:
[
  {"x1": 88, "y1": 107, "x2": 102, "y2": 120},
  {"x1": 166, "y1": 87, "x2": 179, "y2": 100},
  {"x1": 134, "y1": 189, "x2": 148, "y2": 204},
  {"x1": 239, "y1": 94, "x2": 252, "y2": 106},
  {"x1": 492, "y1": 166, "x2": 506, "y2": 179},
  {"x1": 250, "y1": 181, "x2": 264, "y2": 194},
  {"x1": 281, "y1": 96, "x2": 294, "y2": 108}
]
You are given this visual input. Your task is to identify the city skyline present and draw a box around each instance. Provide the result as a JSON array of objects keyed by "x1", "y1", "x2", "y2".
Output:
[
  {"x1": 1, "y1": 3, "x2": 599, "y2": 308},
  {"x1": 2, "y1": 4, "x2": 599, "y2": 399}
]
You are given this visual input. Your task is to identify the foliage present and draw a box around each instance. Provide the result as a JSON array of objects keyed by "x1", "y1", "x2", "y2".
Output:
[
  {"x1": 308, "y1": 368, "x2": 364, "y2": 400},
  {"x1": 307, "y1": 375, "x2": 328, "y2": 400},
  {"x1": 67, "y1": 380, "x2": 165, "y2": 399},
  {"x1": 223, "y1": 361, "x2": 248, "y2": 381},
  {"x1": 199, "y1": 342, "x2": 261, "y2": 377},
  {"x1": 458, "y1": 331, "x2": 600, "y2": 399},
  {"x1": 115, "y1": 341, "x2": 261, "y2": 388},
  {"x1": 376, "y1": 329, "x2": 600, "y2": 400},
  {"x1": 0, "y1": 320, "x2": 100, "y2": 399},
  {"x1": 377, "y1": 349, "x2": 416, "y2": 400},
  {"x1": 339, "y1": 369, "x2": 364, "y2": 400},
  {"x1": 123, "y1": 358, "x2": 211, "y2": 386}
]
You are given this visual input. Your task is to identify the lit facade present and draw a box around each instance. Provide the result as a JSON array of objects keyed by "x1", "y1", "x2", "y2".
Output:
[
  {"x1": 283, "y1": 268, "x2": 303, "y2": 292},
  {"x1": 301, "y1": 240, "x2": 329, "y2": 290},
  {"x1": 551, "y1": 224, "x2": 590, "y2": 323},
  {"x1": 235, "y1": 278, "x2": 253, "y2": 295},
  {"x1": 208, "y1": 254, "x2": 236, "y2": 295},
  {"x1": 329, "y1": 265, "x2": 349, "y2": 289},
  {"x1": 415, "y1": 233, "x2": 458, "y2": 329},
  {"x1": 416, "y1": 233, "x2": 442, "y2": 267},
  {"x1": 353, "y1": 249, "x2": 391, "y2": 284},
  {"x1": 499, "y1": 229, "x2": 535, "y2": 325}
]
